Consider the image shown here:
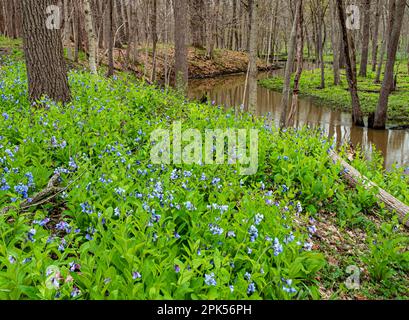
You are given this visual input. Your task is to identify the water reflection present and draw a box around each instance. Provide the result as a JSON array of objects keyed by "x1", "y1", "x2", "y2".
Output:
[{"x1": 188, "y1": 71, "x2": 409, "y2": 170}]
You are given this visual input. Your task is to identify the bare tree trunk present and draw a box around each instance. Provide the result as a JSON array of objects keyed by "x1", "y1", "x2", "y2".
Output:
[
  {"x1": 83, "y1": 0, "x2": 98, "y2": 74},
  {"x1": 375, "y1": 8, "x2": 388, "y2": 84},
  {"x1": 373, "y1": 0, "x2": 406, "y2": 129},
  {"x1": 317, "y1": 3, "x2": 325, "y2": 89},
  {"x1": 21, "y1": 0, "x2": 71, "y2": 103},
  {"x1": 63, "y1": 0, "x2": 73, "y2": 61},
  {"x1": 359, "y1": 0, "x2": 370, "y2": 77},
  {"x1": 150, "y1": 0, "x2": 158, "y2": 82},
  {"x1": 287, "y1": 0, "x2": 304, "y2": 127},
  {"x1": 106, "y1": 0, "x2": 114, "y2": 77},
  {"x1": 336, "y1": 0, "x2": 364, "y2": 127},
  {"x1": 247, "y1": 0, "x2": 258, "y2": 114},
  {"x1": 280, "y1": 0, "x2": 301, "y2": 128},
  {"x1": 174, "y1": 0, "x2": 188, "y2": 92},
  {"x1": 330, "y1": 0, "x2": 340, "y2": 85},
  {"x1": 371, "y1": 0, "x2": 381, "y2": 72}
]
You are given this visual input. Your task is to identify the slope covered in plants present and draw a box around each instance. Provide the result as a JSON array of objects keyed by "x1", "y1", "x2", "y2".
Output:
[{"x1": 0, "y1": 54, "x2": 408, "y2": 300}]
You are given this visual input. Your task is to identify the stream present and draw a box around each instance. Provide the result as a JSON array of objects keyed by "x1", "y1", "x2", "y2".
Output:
[{"x1": 188, "y1": 68, "x2": 409, "y2": 170}]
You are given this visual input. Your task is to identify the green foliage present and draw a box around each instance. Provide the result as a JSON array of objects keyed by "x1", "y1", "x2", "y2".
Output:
[
  {"x1": 0, "y1": 54, "x2": 408, "y2": 300},
  {"x1": 365, "y1": 222, "x2": 409, "y2": 283}
]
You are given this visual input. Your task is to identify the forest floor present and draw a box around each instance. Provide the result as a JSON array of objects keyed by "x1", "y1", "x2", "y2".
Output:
[
  {"x1": 0, "y1": 36, "x2": 278, "y2": 82},
  {"x1": 1, "y1": 39, "x2": 409, "y2": 300},
  {"x1": 260, "y1": 66, "x2": 409, "y2": 126},
  {"x1": 107, "y1": 44, "x2": 278, "y2": 82}
]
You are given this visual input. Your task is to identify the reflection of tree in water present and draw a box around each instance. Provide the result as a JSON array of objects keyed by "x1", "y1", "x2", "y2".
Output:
[{"x1": 188, "y1": 73, "x2": 408, "y2": 170}]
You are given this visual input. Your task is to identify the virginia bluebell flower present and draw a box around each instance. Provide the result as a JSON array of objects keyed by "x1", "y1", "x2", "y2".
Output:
[
  {"x1": 27, "y1": 228, "x2": 36, "y2": 242},
  {"x1": 227, "y1": 231, "x2": 236, "y2": 238},
  {"x1": 204, "y1": 273, "x2": 217, "y2": 286},
  {"x1": 209, "y1": 223, "x2": 224, "y2": 235},
  {"x1": 71, "y1": 287, "x2": 81, "y2": 297},
  {"x1": 272, "y1": 238, "x2": 283, "y2": 256},
  {"x1": 247, "y1": 282, "x2": 256, "y2": 295},
  {"x1": 254, "y1": 213, "x2": 264, "y2": 225},
  {"x1": 248, "y1": 225, "x2": 258, "y2": 242},
  {"x1": 80, "y1": 202, "x2": 94, "y2": 214}
]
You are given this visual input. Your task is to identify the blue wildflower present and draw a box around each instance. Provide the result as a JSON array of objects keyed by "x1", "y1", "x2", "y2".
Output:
[
  {"x1": 209, "y1": 223, "x2": 224, "y2": 235},
  {"x1": 273, "y1": 238, "x2": 283, "y2": 256},
  {"x1": 248, "y1": 225, "x2": 258, "y2": 242},
  {"x1": 27, "y1": 228, "x2": 36, "y2": 242},
  {"x1": 254, "y1": 213, "x2": 264, "y2": 225},
  {"x1": 204, "y1": 273, "x2": 217, "y2": 286},
  {"x1": 80, "y1": 202, "x2": 93, "y2": 214},
  {"x1": 247, "y1": 282, "x2": 256, "y2": 295}
]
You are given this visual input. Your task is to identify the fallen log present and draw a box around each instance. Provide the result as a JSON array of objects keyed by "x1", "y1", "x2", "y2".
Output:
[
  {"x1": 1, "y1": 173, "x2": 63, "y2": 215},
  {"x1": 329, "y1": 150, "x2": 409, "y2": 228}
]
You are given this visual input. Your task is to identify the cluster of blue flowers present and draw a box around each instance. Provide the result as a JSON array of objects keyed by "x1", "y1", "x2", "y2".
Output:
[{"x1": 204, "y1": 273, "x2": 217, "y2": 286}]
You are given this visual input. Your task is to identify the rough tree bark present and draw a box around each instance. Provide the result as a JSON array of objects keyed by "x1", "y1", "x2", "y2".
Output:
[
  {"x1": 174, "y1": 0, "x2": 188, "y2": 92},
  {"x1": 21, "y1": 0, "x2": 71, "y2": 103}
]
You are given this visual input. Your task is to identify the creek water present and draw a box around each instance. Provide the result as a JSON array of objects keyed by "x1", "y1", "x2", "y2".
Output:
[{"x1": 188, "y1": 68, "x2": 409, "y2": 170}]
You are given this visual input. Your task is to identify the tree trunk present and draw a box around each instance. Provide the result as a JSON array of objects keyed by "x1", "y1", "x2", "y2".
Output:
[
  {"x1": 373, "y1": 0, "x2": 406, "y2": 129},
  {"x1": 63, "y1": 0, "x2": 73, "y2": 61},
  {"x1": 106, "y1": 0, "x2": 114, "y2": 77},
  {"x1": 174, "y1": 0, "x2": 188, "y2": 92},
  {"x1": 359, "y1": 0, "x2": 370, "y2": 77},
  {"x1": 150, "y1": 0, "x2": 158, "y2": 82},
  {"x1": 330, "y1": 0, "x2": 340, "y2": 85},
  {"x1": 286, "y1": 0, "x2": 304, "y2": 127},
  {"x1": 21, "y1": 0, "x2": 71, "y2": 103},
  {"x1": 336, "y1": 0, "x2": 364, "y2": 127},
  {"x1": 280, "y1": 0, "x2": 301, "y2": 128},
  {"x1": 247, "y1": 0, "x2": 258, "y2": 114},
  {"x1": 83, "y1": 0, "x2": 98, "y2": 74},
  {"x1": 317, "y1": 4, "x2": 325, "y2": 89},
  {"x1": 375, "y1": 8, "x2": 388, "y2": 84},
  {"x1": 371, "y1": 0, "x2": 381, "y2": 72}
]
